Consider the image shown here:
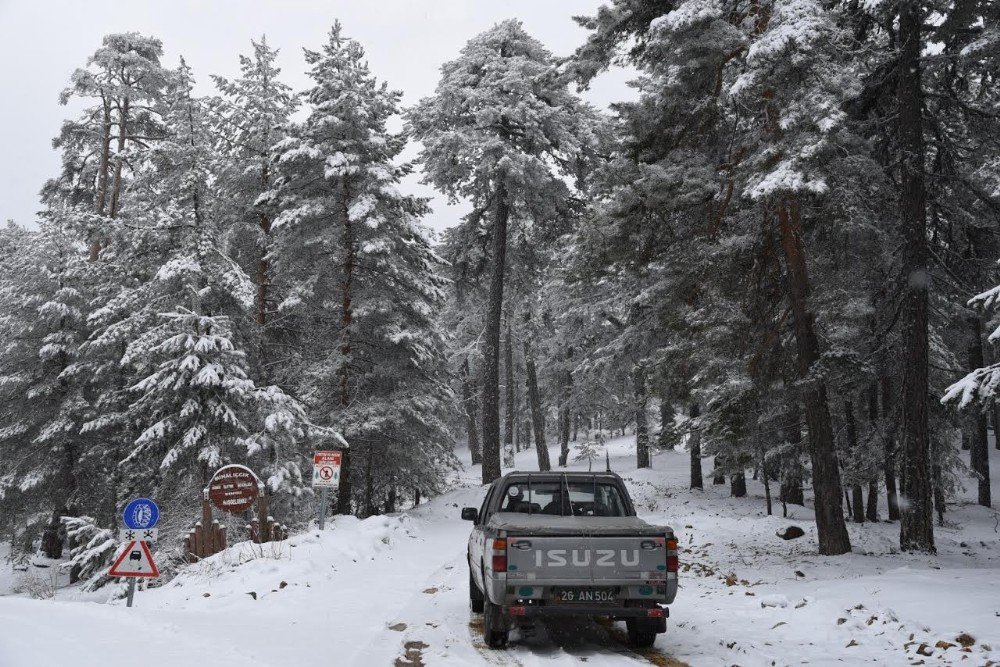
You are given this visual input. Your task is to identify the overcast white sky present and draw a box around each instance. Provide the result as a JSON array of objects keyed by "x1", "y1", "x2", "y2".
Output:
[{"x1": 0, "y1": 0, "x2": 632, "y2": 234}]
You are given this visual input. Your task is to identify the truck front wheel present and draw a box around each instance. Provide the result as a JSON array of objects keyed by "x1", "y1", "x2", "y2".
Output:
[
  {"x1": 625, "y1": 618, "x2": 658, "y2": 648},
  {"x1": 482, "y1": 598, "x2": 509, "y2": 649}
]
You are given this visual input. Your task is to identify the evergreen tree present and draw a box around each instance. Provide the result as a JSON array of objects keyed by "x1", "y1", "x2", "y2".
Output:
[
  {"x1": 48, "y1": 33, "x2": 169, "y2": 259},
  {"x1": 0, "y1": 219, "x2": 89, "y2": 556},
  {"x1": 408, "y1": 19, "x2": 601, "y2": 483},
  {"x1": 267, "y1": 23, "x2": 456, "y2": 515},
  {"x1": 212, "y1": 37, "x2": 298, "y2": 372}
]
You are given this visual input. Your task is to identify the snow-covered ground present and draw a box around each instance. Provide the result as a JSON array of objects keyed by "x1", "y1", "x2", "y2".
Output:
[{"x1": 1, "y1": 437, "x2": 998, "y2": 666}]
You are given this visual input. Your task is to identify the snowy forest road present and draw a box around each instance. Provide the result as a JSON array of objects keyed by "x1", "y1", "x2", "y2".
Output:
[
  {"x1": 0, "y1": 442, "x2": 684, "y2": 667},
  {"x1": 1, "y1": 437, "x2": 998, "y2": 666}
]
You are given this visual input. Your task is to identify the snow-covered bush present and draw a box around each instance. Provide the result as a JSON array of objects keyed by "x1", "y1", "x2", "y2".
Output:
[{"x1": 60, "y1": 516, "x2": 116, "y2": 591}]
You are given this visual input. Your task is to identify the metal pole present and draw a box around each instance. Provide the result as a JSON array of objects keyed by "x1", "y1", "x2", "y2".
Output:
[
  {"x1": 318, "y1": 487, "x2": 329, "y2": 530},
  {"x1": 126, "y1": 578, "x2": 136, "y2": 608}
]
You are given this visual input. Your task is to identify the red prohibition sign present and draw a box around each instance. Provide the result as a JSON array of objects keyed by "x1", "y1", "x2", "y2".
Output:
[{"x1": 319, "y1": 466, "x2": 334, "y2": 480}]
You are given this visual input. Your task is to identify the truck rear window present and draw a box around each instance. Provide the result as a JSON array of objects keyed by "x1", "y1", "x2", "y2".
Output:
[{"x1": 499, "y1": 480, "x2": 628, "y2": 517}]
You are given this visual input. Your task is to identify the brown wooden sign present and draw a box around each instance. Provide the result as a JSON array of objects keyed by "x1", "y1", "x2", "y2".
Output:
[{"x1": 208, "y1": 465, "x2": 259, "y2": 514}]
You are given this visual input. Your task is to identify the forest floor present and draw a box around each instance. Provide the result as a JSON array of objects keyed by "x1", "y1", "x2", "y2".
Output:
[{"x1": 0, "y1": 436, "x2": 998, "y2": 666}]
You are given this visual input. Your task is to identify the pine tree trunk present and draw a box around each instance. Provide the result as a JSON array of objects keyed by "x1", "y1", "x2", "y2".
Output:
[
  {"x1": 777, "y1": 200, "x2": 851, "y2": 555},
  {"x1": 897, "y1": 1, "x2": 934, "y2": 553},
  {"x1": 933, "y1": 461, "x2": 946, "y2": 526},
  {"x1": 109, "y1": 97, "x2": 130, "y2": 219},
  {"x1": 40, "y1": 510, "x2": 65, "y2": 559},
  {"x1": 461, "y1": 358, "x2": 482, "y2": 465},
  {"x1": 993, "y1": 405, "x2": 1000, "y2": 450},
  {"x1": 504, "y1": 324, "x2": 516, "y2": 467},
  {"x1": 90, "y1": 95, "x2": 113, "y2": 261},
  {"x1": 689, "y1": 403, "x2": 703, "y2": 489},
  {"x1": 95, "y1": 97, "x2": 111, "y2": 216},
  {"x1": 557, "y1": 347, "x2": 573, "y2": 467},
  {"x1": 386, "y1": 484, "x2": 397, "y2": 514},
  {"x1": 363, "y1": 447, "x2": 374, "y2": 518},
  {"x1": 634, "y1": 366, "x2": 650, "y2": 469},
  {"x1": 730, "y1": 469, "x2": 746, "y2": 498},
  {"x1": 481, "y1": 185, "x2": 509, "y2": 484},
  {"x1": 256, "y1": 213, "x2": 271, "y2": 329},
  {"x1": 336, "y1": 186, "x2": 357, "y2": 516},
  {"x1": 524, "y1": 338, "x2": 550, "y2": 471},
  {"x1": 881, "y1": 375, "x2": 900, "y2": 520},
  {"x1": 967, "y1": 315, "x2": 992, "y2": 507},
  {"x1": 658, "y1": 397, "x2": 672, "y2": 449},
  {"x1": 866, "y1": 483, "x2": 879, "y2": 522},
  {"x1": 781, "y1": 399, "x2": 805, "y2": 506},
  {"x1": 761, "y1": 442, "x2": 773, "y2": 516},
  {"x1": 713, "y1": 457, "x2": 725, "y2": 485},
  {"x1": 866, "y1": 380, "x2": 880, "y2": 522},
  {"x1": 844, "y1": 400, "x2": 865, "y2": 524}
]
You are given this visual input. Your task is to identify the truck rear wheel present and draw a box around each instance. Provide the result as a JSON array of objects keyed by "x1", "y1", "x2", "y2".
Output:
[
  {"x1": 469, "y1": 570, "x2": 484, "y2": 613},
  {"x1": 626, "y1": 618, "x2": 658, "y2": 648},
  {"x1": 482, "y1": 598, "x2": 509, "y2": 648}
]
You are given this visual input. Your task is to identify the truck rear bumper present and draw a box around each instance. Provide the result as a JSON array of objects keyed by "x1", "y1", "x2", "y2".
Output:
[{"x1": 506, "y1": 603, "x2": 668, "y2": 620}]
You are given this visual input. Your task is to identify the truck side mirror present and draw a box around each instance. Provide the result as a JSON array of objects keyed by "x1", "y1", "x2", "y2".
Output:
[{"x1": 461, "y1": 507, "x2": 478, "y2": 522}]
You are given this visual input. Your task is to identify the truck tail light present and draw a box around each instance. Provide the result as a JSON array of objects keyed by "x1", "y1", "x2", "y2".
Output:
[
  {"x1": 647, "y1": 607, "x2": 665, "y2": 618},
  {"x1": 666, "y1": 538, "x2": 678, "y2": 573},
  {"x1": 492, "y1": 538, "x2": 507, "y2": 573}
]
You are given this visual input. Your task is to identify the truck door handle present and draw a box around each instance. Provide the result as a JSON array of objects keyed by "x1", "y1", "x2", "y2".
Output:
[
  {"x1": 640, "y1": 540, "x2": 661, "y2": 550},
  {"x1": 511, "y1": 540, "x2": 531, "y2": 550}
]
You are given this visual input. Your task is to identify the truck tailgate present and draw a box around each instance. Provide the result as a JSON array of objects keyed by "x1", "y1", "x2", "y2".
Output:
[{"x1": 506, "y1": 535, "x2": 668, "y2": 584}]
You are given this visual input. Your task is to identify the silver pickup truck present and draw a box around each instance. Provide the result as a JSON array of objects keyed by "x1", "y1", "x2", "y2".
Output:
[{"x1": 462, "y1": 471, "x2": 678, "y2": 648}]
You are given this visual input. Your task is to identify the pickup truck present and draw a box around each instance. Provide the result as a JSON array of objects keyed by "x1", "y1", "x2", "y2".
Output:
[{"x1": 462, "y1": 471, "x2": 678, "y2": 649}]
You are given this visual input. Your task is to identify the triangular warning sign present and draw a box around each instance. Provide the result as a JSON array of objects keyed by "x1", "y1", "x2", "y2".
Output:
[{"x1": 109, "y1": 540, "x2": 159, "y2": 578}]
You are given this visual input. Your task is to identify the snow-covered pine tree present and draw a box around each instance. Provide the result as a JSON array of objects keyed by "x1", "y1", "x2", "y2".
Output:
[
  {"x1": 212, "y1": 37, "x2": 298, "y2": 372},
  {"x1": 40, "y1": 33, "x2": 172, "y2": 529},
  {"x1": 725, "y1": 0, "x2": 860, "y2": 554},
  {"x1": 266, "y1": 23, "x2": 456, "y2": 515},
  {"x1": 408, "y1": 19, "x2": 601, "y2": 484},
  {"x1": 124, "y1": 308, "x2": 261, "y2": 479},
  {"x1": 0, "y1": 216, "x2": 89, "y2": 557},
  {"x1": 941, "y1": 277, "x2": 1000, "y2": 507},
  {"x1": 60, "y1": 515, "x2": 116, "y2": 590},
  {"x1": 79, "y1": 58, "x2": 309, "y2": 514},
  {"x1": 845, "y1": 0, "x2": 1000, "y2": 548},
  {"x1": 571, "y1": 0, "x2": 753, "y2": 476},
  {"x1": 48, "y1": 33, "x2": 170, "y2": 260}
]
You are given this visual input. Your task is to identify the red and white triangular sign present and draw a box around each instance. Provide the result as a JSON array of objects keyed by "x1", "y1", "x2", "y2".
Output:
[{"x1": 109, "y1": 540, "x2": 159, "y2": 578}]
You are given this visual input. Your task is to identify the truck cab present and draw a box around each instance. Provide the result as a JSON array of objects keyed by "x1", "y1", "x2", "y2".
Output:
[{"x1": 462, "y1": 471, "x2": 678, "y2": 648}]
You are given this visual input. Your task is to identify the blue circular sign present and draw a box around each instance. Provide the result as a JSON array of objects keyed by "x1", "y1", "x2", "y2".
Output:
[{"x1": 122, "y1": 498, "x2": 160, "y2": 530}]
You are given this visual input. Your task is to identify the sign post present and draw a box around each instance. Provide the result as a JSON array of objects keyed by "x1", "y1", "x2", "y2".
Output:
[
  {"x1": 312, "y1": 450, "x2": 342, "y2": 530},
  {"x1": 113, "y1": 498, "x2": 161, "y2": 607}
]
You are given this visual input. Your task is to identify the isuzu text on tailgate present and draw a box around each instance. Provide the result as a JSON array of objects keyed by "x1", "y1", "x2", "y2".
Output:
[{"x1": 461, "y1": 471, "x2": 678, "y2": 648}]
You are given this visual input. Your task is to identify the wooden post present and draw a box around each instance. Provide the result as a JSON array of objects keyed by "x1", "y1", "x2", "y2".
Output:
[
  {"x1": 193, "y1": 522, "x2": 203, "y2": 559},
  {"x1": 256, "y1": 487, "x2": 269, "y2": 544},
  {"x1": 201, "y1": 490, "x2": 213, "y2": 554}
]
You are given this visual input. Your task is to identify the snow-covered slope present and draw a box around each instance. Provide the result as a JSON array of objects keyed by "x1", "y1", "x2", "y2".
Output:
[{"x1": 1, "y1": 437, "x2": 998, "y2": 666}]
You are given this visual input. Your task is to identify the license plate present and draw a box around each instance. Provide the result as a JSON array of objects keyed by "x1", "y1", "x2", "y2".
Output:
[{"x1": 553, "y1": 587, "x2": 617, "y2": 603}]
